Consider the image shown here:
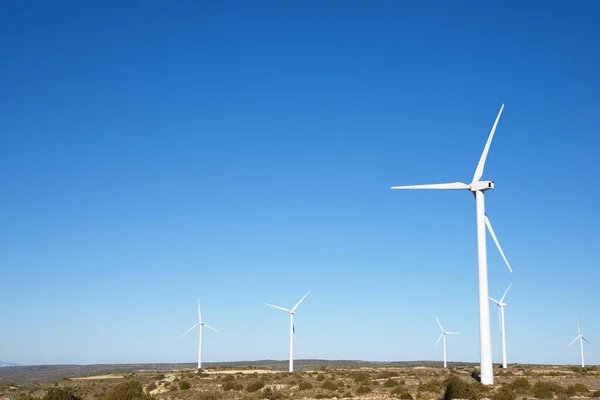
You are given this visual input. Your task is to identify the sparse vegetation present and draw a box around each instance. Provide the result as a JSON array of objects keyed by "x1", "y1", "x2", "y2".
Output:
[
  {"x1": 43, "y1": 388, "x2": 83, "y2": 400},
  {"x1": 104, "y1": 381, "x2": 150, "y2": 400},
  {"x1": 355, "y1": 385, "x2": 372, "y2": 395},
  {"x1": 443, "y1": 377, "x2": 480, "y2": 400},
  {"x1": 1, "y1": 364, "x2": 598, "y2": 400},
  {"x1": 508, "y1": 377, "x2": 531, "y2": 393},
  {"x1": 245, "y1": 381, "x2": 265, "y2": 393},
  {"x1": 178, "y1": 380, "x2": 191, "y2": 390},
  {"x1": 298, "y1": 382, "x2": 313, "y2": 391},
  {"x1": 492, "y1": 386, "x2": 517, "y2": 400},
  {"x1": 384, "y1": 378, "x2": 399, "y2": 387}
]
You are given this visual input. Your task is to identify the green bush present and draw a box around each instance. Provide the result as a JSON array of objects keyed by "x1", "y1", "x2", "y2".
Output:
[
  {"x1": 104, "y1": 381, "x2": 150, "y2": 400},
  {"x1": 246, "y1": 381, "x2": 265, "y2": 393},
  {"x1": 443, "y1": 377, "x2": 480, "y2": 400},
  {"x1": 352, "y1": 373, "x2": 370, "y2": 384},
  {"x1": 233, "y1": 384, "x2": 244, "y2": 391},
  {"x1": 533, "y1": 381, "x2": 564, "y2": 398},
  {"x1": 399, "y1": 393, "x2": 414, "y2": 400},
  {"x1": 222, "y1": 382, "x2": 235, "y2": 391},
  {"x1": 196, "y1": 391, "x2": 221, "y2": 400},
  {"x1": 42, "y1": 388, "x2": 82, "y2": 400},
  {"x1": 572, "y1": 383, "x2": 588, "y2": 394},
  {"x1": 341, "y1": 392, "x2": 353, "y2": 398},
  {"x1": 419, "y1": 379, "x2": 443, "y2": 393},
  {"x1": 178, "y1": 381, "x2": 191, "y2": 390},
  {"x1": 508, "y1": 377, "x2": 531, "y2": 393},
  {"x1": 321, "y1": 381, "x2": 338, "y2": 391},
  {"x1": 384, "y1": 378, "x2": 399, "y2": 387},
  {"x1": 492, "y1": 387, "x2": 517, "y2": 400},
  {"x1": 298, "y1": 382, "x2": 313, "y2": 391},
  {"x1": 592, "y1": 390, "x2": 600, "y2": 398},
  {"x1": 223, "y1": 375, "x2": 235, "y2": 382},
  {"x1": 316, "y1": 374, "x2": 326, "y2": 382},
  {"x1": 377, "y1": 371, "x2": 399, "y2": 379},
  {"x1": 533, "y1": 387, "x2": 553, "y2": 399},
  {"x1": 355, "y1": 385, "x2": 372, "y2": 395}
]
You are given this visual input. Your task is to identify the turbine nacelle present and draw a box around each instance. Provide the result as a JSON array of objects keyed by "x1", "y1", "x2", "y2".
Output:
[{"x1": 470, "y1": 181, "x2": 494, "y2": 192}]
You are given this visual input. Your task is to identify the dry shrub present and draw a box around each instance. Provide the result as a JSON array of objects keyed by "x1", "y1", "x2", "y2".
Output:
[
  {"x1": 298, "y1": 382, "x2": 313, "y2": 391},
  {"x1": 245, "y1": 381, "x2": 265, "y2": 393},
  {"x1": 508, "y1": 377, "x2": 531, "y2": 393},
  {"x1": 492, "y1": 387, "x2": 517, "y2": 400},
  {"x1": 355, "y1": 385, "x2": 372, "y2": 395},
  {"x1": 443, "y1": 377, "x2": 480, "y2": 400},
  {"x1": 384, "y1": 378, "x2": 399, "y2": 387},
  {"x1": 104, "y1": 381, "x2": 150, "y2": 400}
]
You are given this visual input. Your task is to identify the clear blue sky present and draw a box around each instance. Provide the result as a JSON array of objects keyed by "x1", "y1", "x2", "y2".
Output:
[{"x1": 1, "y1": 1, "x2": 599, "y2": 366}]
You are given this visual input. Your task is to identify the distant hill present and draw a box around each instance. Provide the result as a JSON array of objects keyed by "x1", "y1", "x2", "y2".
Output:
[
  {"x1": 0, "y1": 360, "x2": 479, "y2": 384},
  {"x1": 0, "y1": 361, "x2": 19, "y2": 368}
]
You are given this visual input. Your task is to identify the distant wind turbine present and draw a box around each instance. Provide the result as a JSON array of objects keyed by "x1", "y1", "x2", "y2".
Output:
[
  {"x1": 181, "y1": 298, "x2": 219, "y2": 369},
  {"x1": 569, "y1": 318, "x2": 590, "y2": 367},
  {"x1": 490, "y1": 283, "x2": 512, "y2": 369},
  {"x1": 265, "y1": 291, "x2": 311, "y2": 372},
  {"x1": 434, "y1": 314, "x2": 460, "y2": 368},
  {"x1": 391, "y1": 104, "x2": 512, "y2": 385}
]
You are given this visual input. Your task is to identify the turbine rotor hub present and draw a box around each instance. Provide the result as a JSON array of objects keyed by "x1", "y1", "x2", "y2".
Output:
[{"x1": 470, "y1": 180, "x2": 495, "y2": 192}]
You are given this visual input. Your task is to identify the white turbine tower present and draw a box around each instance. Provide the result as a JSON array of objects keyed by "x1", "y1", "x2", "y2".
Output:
[
  {"x1": 489, "y1": 283, "x2": 512, "y2": 369},
  {"x1": 181, "y1": 298, "x2": 219, "y2": 369},
  {"x1": 265, "y1": 291, "x2": 311, "y2": 372},
  {"x1": 569, "y1": 318, "x2": 590, "y2": 368},
  {"x1": 391, "y1": 104, "x2": 512, "y2": 385},
  {"x1": 434, "y1": 314, "x2": 461, "y2": 368}
]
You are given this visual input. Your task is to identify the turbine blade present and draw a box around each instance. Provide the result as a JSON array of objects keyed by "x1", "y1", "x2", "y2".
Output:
[
  {"x1": 489, "y1": 297, "x2": 500, "y2": 305},
  {"x1": 291, "y1": 290, "x2": 311, "y2": 312},
  {"x1": 391, "y1": 182, "x2": 470, "y2": 190},
  {"x1": 577, "y1": 317, "x2": 581, "y2": 335},
  {"x1": 500, "y1": 283, "x2": 512, "y2": 303},
  {"x1": 435, "y1": 314, "x2": 444, "y2": 332},
  {"x1": 197, "y1": 298, "x2": 202, "y2": 323},
  {"x1": 181, "y1": 322, "x2": 200, "y2": 338},
  {"x1": 472, "y1": 104, "x2": 504, "y2": 182},
  {"x1": 434, "y1": 333, "x2": 443, "y2": 348},
  {"x1": 485, "y1": 215, "x2": 513, "y2": 273},
  {"x1": 569, "y1": 336, "x2": 579, "y2": 346},
  {"x1": 293, "y1": 323, "x2": 296, "y2": 341},
  {"x1": 582, "y1": 337, "x2": 590, "y2": 344},
  {"x1": 446, "y1": 332, "x2": 461, "y2": 335},
  {"x1": 265, "y1": 303, "x2": 290, "y2": 313},
  {"x1": 203, "y1": 323, "x2": 219, "y2": 333}
]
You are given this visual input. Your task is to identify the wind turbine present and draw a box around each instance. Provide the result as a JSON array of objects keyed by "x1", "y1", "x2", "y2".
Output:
[
  {"x1": 569, "y1": 318, "x2": 590, "y2": 367},
  {"x1": 434, "y1": 314, "x2": 461, "y2": 368},
  {"x1": 265, "y1": 291, "x2": 311, "y2": 372},
  {"x1": 391, "y1": 104, "x2": 512, "y2": 385},
  {"x1": 181, "y1": 298, "x2": 219, "y2": 369},
  {"x1": 489, "y1": 283, "x2": 512, "y2": 369}
]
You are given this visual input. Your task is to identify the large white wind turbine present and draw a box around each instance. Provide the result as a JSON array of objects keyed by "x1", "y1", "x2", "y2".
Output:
[
  {"x1": 569, "y1": 318, "x2": 590, "y2": 367},
  {"x1": 265, "y1": 291, "x2": 311, "y2": 372},
  {"x1": 181, "y1": 298, "x2": 219, "y2": 369},
  {"x1": 434, "y1": 314, "x2": 460, "y2": 368},
  {"x1": 490, "y1": 283, "x2": 512, "y2": 369},
  {"x1": 391, "y1": 104, "x2": 512, "y2": 385}
]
